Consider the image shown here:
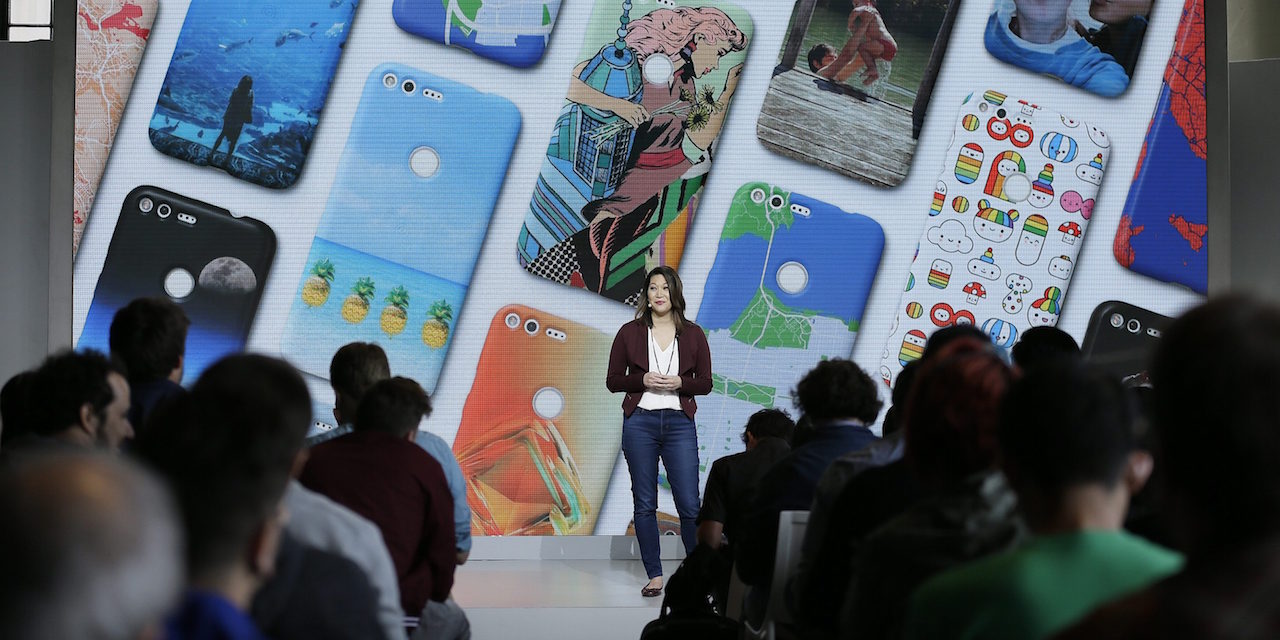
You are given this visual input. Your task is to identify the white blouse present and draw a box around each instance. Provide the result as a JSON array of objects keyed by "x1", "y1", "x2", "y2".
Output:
[{"x1": 638, "y1": 328, "x2": 682, "y2": 411}]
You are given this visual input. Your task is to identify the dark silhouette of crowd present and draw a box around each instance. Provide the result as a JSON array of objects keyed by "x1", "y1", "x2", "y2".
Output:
[{"x1": 4, "y1": 295, "x2": 1280, "y2": 639}]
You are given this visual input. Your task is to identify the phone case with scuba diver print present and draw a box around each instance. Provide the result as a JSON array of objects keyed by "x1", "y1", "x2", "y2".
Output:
[{"x1": 518, "y1": 0, "x2": 752, "y2": 307}]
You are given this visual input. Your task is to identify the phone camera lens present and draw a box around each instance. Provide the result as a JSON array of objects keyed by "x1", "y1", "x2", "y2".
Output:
[
  {"x1": 997, "y1": 108, "x2": 1007, "y2": 118},
  {"x1": 156, "y1": 203, "x2": 172, "y2": 219},
  {"x1": 1109, "y1": 313, "x2": 1124, "y2": 328},
  {"x1": 768, "y1": 195, "x2": 785, "y2": 209},
  {"x1": 524, "y1": 318, "x2": 540, "y2": 335},
  {"x1": 1127, "y1": 319, "x2": 1142, "y2": 334},
  {"x1": 504, "y1": 313, "x2": 521, "y2": 329},
  {"x1": 138, "y1": 197, "x2": 154, "y2": 213},
  {"x1": 383, "y1": 73, "x2": 397, "y2": 88},
  {"x1": 402, "y1": 79, "x2": 415, "y2": 94}
]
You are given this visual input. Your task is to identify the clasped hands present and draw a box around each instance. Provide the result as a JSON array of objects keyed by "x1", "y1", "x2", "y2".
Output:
[{"x1": 643, "y1": 372, "x2": 683, "y2": 392}]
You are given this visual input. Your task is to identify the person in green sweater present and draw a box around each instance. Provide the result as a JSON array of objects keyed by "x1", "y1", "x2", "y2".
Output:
[{"x1": 904, "y1": 361, "x2": 1183, "y2": 640}]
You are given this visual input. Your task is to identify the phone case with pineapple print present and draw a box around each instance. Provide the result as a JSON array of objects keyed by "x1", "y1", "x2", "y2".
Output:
[
  {"x1": 878, "y1": 90, "x2": 1110, "y2": 388},
  {"x1": 518, "y1": 0, "x2": 752, "y2": 307},
  {"x1": 393, "y1": 0, "x2": 561, "y2": 68},
  {"x1": 280, "y1": 64, "x2": 520, "y2": 392}
]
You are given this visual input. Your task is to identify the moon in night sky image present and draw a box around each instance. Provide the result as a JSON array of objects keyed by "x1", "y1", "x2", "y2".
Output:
[{"x1": 198, "y1": 256, "x2": 257, "y2": 294}]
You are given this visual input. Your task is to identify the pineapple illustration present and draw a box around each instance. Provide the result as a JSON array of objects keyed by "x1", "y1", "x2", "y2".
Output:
[
  {"x1": 421, "y1": 299, "x2": 453, "y2": 349},
  {"x1": 341, "y1": 277, "x2": 376, "y2": 324},
  {"x1": 301, "y1": 258, "x2": 335, "y2": 307},
  {"x1": 380, "y1": 286, "x2": 410, "y2": 337}
]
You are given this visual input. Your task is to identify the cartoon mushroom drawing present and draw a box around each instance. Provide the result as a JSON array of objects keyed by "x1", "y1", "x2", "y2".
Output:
[
  {"x1": 1058, "y1": 221, "x2": 1083, "y2": 245},
  {"x1": 963, "y1": 281, "x2": 988, "y2": 305}
]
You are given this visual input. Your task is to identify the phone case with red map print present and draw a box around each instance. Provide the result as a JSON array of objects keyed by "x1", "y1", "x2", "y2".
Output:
[
  {"x1": 74, "y1": 0, "x2": 158, "y2": 254},
  {"x1": 1114, "y1": 0, "x2": 1206, "y2": 293}
]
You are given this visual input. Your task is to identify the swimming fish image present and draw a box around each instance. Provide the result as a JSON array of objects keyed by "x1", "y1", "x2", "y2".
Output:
[
  {"x1": 275, "y1": 29, "x2": 312, "y2": 47},
  {"x1": 218, "y1": 37, "x2": 253, "y2": 52},
  {"x1": 173, "y1": 50, "x2": 198, "y2": 63},
  {"x1": 325, "y1": 22, "x2": 346, "y2": 37},
  {"x1": 330, "y1": 0, "x2": 345, "y2": 8}
]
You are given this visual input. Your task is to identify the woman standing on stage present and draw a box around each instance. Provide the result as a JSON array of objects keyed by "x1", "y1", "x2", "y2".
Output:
[{"x1": 606, "y1": 266, "x2": 712, "y2": 597}]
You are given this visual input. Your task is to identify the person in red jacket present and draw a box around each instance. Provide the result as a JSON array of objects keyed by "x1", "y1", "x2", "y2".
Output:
[{"x1": 607, "y1": 266, "x2": 713, "y2": 597}]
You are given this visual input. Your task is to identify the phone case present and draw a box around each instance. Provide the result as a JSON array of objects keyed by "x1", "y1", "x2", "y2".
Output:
[
  {"x1": 695, "y1": 182, "x2": 883, "y2": 486},
  {"x1": 983, "y1": 0, "x2": 1150, "y2": 98},
  {"x1": 392, "y1": 0, "x2": 561, "y2": 68},
  {"x1": 280, "y1": 64, "x2": 520, "y2": 393},
  {"x1": 1115, "y1": 0, "x2": 1205, "y2": 292},
  {"x1": 519, "y1": 0, "x2": 752, "y2": 306},
  {"x1": 756, "y1": 0, "x2": 961, "y2": 187},
  {"x1": 1081, "y1": 301, "x2": 1171, "y2": 382},
  {"x1": 77, "y1": 186, "x2": 277, "y2": 385},
  {"x1": 147, "y1": 0, "x2": 358, "y2": 189},
  {"x1": 879, "y1": 90, "x2": 1111, "y2": 387},
  {"x1": 74, "y1": 0, "x2": 158, "y2": 254},
  {"x1": 452, "y1": 305, "x2": 617, "y2": 536}
]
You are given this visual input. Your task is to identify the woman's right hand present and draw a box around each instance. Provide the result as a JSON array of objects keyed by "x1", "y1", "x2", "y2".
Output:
[
  {"x1": 642, "y1": 372, "x2": 667, "y2": 391},
  {"x1": 612, "y1": 99, "x2": 651, "y2": 128}
]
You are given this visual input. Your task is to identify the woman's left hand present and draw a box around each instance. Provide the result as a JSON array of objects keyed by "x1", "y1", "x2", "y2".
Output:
[{"x1": 661, "y1": 375, "x2": 683, "y2": 391}]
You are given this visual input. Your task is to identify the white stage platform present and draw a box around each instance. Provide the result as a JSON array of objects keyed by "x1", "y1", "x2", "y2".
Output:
[{"x1": 453, "y1": 536, "x2": 686, "y2": 640}]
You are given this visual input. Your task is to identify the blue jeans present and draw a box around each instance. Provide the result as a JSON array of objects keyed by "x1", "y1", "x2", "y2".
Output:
[{"x1": 622, "y1": 407, "x2": 700, "y2": 579}]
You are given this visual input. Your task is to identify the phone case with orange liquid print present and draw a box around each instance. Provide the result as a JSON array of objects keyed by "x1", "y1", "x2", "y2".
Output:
[{"x1": 453, "y1": 305, "x2": 617, "y2": 536}]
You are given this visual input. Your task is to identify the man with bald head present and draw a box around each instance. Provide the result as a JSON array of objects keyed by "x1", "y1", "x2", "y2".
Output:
[{"x1": 0, "y1": 452, "x2": 183, "y2": 639}]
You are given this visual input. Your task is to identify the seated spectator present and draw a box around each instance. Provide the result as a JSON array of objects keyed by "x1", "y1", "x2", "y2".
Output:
[
  {"x1": 133, "y1": 355, "x2": 315, "y2": 640},
  {"x1": 1057, "y1": 297, "x2": 1280, "y2": 638},
  {"x1": 251, "y1": 533, "x2": 387, "y2": 640},
  {"x1": 313, "y1": 342, "x2": 473, "y2": 564},
  {"x1": 907, "y1": 362, "x2": 1182, "y2": 639},
  {"x1": 109, "y1": 297, "x2": 189, "y2": 429},
  {"x1": 0, "y1": 370, "x2": 37, "y2": 448},
  {"x1": 8, "y1": 350, "x2": 132, "y2": 456},
  {"x1": 1120, "y1": 384, "x2": 1174, "y2": 547},
  {"x1": 841, "y1": 338, "x2": 1025, "y2": 639},
  {"x1": 0, "y1": 452, "x2": 182, "y2": 640},
  {"x1": 1011, "y1": 325, "x2": 1080, "y2": 372},
  {"x1": 696, "y1": 408, "x2": 795, "y2": 551},
  {"x1": 737, "y1": 360, "x2": 882, "y2": 619},
  {"x1": 301, "y1": 377, "x2": 462, "y2": 630}
]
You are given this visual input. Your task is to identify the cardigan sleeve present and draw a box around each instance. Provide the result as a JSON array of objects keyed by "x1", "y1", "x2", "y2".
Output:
[
  {"x1": 680, "y1": 324, "x2": 713, "y2": 396},
  {"x1": 606, "y1": 323, "x2": 647, "y2": 393}
]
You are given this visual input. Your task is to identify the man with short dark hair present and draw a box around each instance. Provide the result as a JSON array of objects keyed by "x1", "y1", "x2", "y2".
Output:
[
  {"x1": 301, "y1": 377, "x2": 460, "y2": 631},
  {"x1": 108, "y1": 297, "x2": 189, "y2": 428},
  {"x1": 697, "y1": 408, "x2": 794, "y2": 550},
  {"x1": 0, "y1": 370, "x2": 38, "y2": 448},
  {"x1": 1010, "y1": 325, "x2": 1080, "y2": 372},
  {"x1": 14, "y1": 350, "x2": 133, "y2": 454},
  {"x1": 0, "y1": 452, "x2": 183, "y2": 640},
  {"x1": 906, "y1": 362, "x2": 1181, "y2": 639}
]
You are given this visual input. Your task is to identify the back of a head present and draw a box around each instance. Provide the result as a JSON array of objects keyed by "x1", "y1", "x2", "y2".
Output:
[
  {"x1": 794, "y1": 359, "x2": 883, "y2": 425},
  {"x1": 28, "y1": 350, "x2": 119, "y2": 438},
  {"x1": 354, "y1": 376, "x2": 432, "y2": 437},
  {"x1": 1, "y1": 370, "x2": 38, "y2": 446},
  {"x1": 923, "y1": 325, "x2": 991, "y2": 360},
  {"x1": 999, "y1": 362, "x2": 1135, "y2": 503},
  {"x1": 1152, "y1": 296, "x2": 1280, "y2": 543},
  {"x1": 882, "y1": 360, "x2": 922, "y2": 437},
  {"x1": 133, "y1": 354, "x2": 310, "y2": 583},
  {"x1": 329, "y1": 342, "x2": 391, "y2": 418},
  {"x1": 905, "y1": 338, "x2": 1016, "y2": 487},
  {"x1": 109, "y1": 297, "x2": 190, "y2": 384},
  {"x1": 744, "y1": 408, "x2": 795, "y2": 444},
  {"x1": 1010, "y1": 326, "x2": 1081, "y2": 372},
  {"x1": 0, "y1": 453, "x2": 182, "y2": 640}
]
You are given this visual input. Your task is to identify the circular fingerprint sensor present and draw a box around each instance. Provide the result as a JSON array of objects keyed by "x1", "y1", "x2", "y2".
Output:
[
  {"x1": 410, "y1": 146, "x2": 440, "y2": 178},
  {"x1": 164, "y1": 268, "x2": 195, "y2": 299},
  {"x1": 776, "y1": 261, "x2": 809, "y2": 295},
  {"x1": 533, "y1": 387, "x2": 565, "y2": 420},
  {"x1": 1004, "y1": 173, "x2": 1033, "y2": 203},
  {"x1": 643, "y1": 55, "x2": 673, "y2": 85}
]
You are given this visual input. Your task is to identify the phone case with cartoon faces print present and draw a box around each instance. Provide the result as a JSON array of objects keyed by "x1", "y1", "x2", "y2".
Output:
[{"x1": 878, "y1": 90, "x2": 1110, "y2": 387}]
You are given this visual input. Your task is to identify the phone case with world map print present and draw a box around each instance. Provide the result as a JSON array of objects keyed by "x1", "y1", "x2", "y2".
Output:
[
  {"x1": 74, "y1": 0, "x2": 158, "y2": 254},
  {"x1": 1114, "y1": 0, "x2": 1206, "y2": 293},
  {"x1": 880, "y1": 90, "x2": 1110, "y2": 388},
  {"x1": 393, "y1": 0, "x2": 561, "y2": 68},
  {"x1": 694, "y1": 183, "x2": 883, "y2": 488}
]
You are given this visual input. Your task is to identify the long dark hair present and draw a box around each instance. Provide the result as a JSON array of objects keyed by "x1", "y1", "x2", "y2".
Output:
[{"x1": 636, "y1": 266, "x2": 688, "y2": 334}]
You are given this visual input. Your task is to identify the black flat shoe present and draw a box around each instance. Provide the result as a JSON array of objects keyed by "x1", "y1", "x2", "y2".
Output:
[{"x1": 642, "y1": 585, "x2": 663, "y2": 598}]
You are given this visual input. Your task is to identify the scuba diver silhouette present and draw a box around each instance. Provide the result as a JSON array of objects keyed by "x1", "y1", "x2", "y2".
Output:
[{"x1": 209, "y1": 75, "x2": 254, "y2": 168}]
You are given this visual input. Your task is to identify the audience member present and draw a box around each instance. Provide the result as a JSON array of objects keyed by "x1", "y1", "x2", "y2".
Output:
[
  {"x1": 1120, "y1": 384, "x2": 1174, "y2": 547},
  {"x1": 841, "y1": 338, "x2": 1024, "y2": 639},
  {"x1": 314, "y1": 342, "x2": 473, "y2": 564},
  {"x1": 133, "y1": 355, "x2": 312, "y2": 640},
  {"x1": 0, "y1": 452, "x2": 182, "y2": 640},
  {"x1": 1058, "y1": 296, "x2": 1280, "y2": 638},
  {"x1": 907, "y1": 362, "x2": 1181, "y2": 639},
  {"x1": 301, "y1": 377, "x2": 462, "y2": 633},
  {"x1": 737, "y1": 359, "x2": 882, "y2": 620},
  {"x1": 1011, "y1": 325, "x2": 1080, "y2": 372},
  {"x1": 109, "y1": 297, "x2": 189, "y2": 429},
  {"x1": 251, "y1": 534, "x2": 388, "y2": 640},
  {"x1": 0, "y1": 369, "x2": 37, "y2": 448},
  {"x1": 8, "y1": 350, "x2": 132, "y2": 455},
  {"x1": 696, "y1": 408, "x2": 795, "y2": 551}
]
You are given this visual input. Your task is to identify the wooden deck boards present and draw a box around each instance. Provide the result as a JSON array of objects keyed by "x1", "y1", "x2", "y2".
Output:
[{"x1": 757, "y1": 69, "x2": 916, "y2": 187}]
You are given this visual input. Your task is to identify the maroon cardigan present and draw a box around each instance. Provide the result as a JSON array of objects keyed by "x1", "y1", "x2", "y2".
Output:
[{"x1": 606, "y1": 318, "x2": 713, "y2": 419}]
